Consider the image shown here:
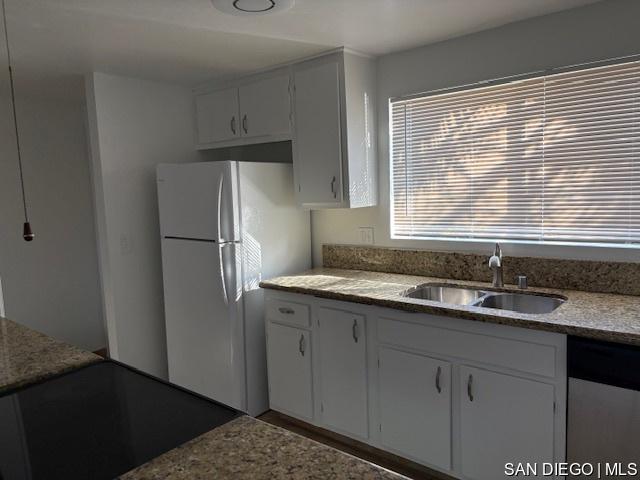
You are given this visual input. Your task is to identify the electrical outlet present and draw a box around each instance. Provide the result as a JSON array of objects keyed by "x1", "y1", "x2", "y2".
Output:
[{"x1": 358, "y1": 227, "x2": 374, "y2": 245}]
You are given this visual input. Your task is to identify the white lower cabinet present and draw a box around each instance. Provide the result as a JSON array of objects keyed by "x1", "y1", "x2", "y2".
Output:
[
  {"x1": 379, "y1": 347, "x2": 452, "y2": 471},
  {"x1": 264, "y1": 291, "x2": 566, "y2": 480},
  {"x1": 266, "y1": 321, "x2": 313, "y2": 420},
  {"x1": 318, "y1": 307, "x2": 368, "y2": 439},
  {"x1": 460, "y1": 366, "x2": 555, "y2": 480}
]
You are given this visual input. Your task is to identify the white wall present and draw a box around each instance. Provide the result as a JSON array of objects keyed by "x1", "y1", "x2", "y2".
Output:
[
  {"x1": 311, "y1": 0, "x2": 640, "y2": 266},
  {"x1": 86, "y1": 72, "x2": 200, "y2": 378},
  {"x1": 0, "y1": 93, "x2": 105, "y2": 350}
]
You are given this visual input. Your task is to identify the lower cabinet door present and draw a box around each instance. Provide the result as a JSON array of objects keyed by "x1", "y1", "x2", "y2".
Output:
[
  {"x1": 378, "y1": 347, "x2": 452, "y2": 471},
  {"x1": 266, "y1": 322, "x2": 313, "y2": 420},
  {"x1": 460, "y1": 366, "x2": 555, "y2": 480},
  {"x1": 318, "y1": 307, "x2": 368, "y2": 439}
]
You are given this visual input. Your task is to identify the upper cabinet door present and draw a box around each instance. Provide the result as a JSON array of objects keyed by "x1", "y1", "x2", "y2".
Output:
[
  {"x1": 293, "y1": 59, "x2": 344, "y2": 206},
  {"x1": 195, "y1": 88, "x2": 239, "y2": 144},
  {"x1": 460, "y1": 366, "x2": 555, "y2": 480},
  {"x1": 239, "y1": 74, "x2": 291, "y2": 139}
]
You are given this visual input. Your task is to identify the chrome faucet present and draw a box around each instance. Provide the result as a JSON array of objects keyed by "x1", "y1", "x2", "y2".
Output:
[{"x1": 488, "y1": 243, "x2": 504, "y2": 288}]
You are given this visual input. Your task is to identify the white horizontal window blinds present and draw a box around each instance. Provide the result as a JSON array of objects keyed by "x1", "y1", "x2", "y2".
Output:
[{"x1": 391, "y1": 60, "x2": 640, "y2": 245}]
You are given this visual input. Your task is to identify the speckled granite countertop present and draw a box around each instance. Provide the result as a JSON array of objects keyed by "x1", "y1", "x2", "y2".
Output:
[
  {"x1": 120, "y1": 415, "x2": 407, "y2": 480},
  {"x1": 0, "y1": 316, "x2": 405, "y2": 479},
  {"x1": 0, "y1": 316, "x2": 101, "y2": 393},
  {"x1": 260, "y1": 268, "x2": 640, "y2": 346}
]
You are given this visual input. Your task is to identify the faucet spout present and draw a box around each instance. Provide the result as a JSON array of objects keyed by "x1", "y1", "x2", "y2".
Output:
[{"x1": 488, "y1": 243, "x2": 504, "y2": 288}]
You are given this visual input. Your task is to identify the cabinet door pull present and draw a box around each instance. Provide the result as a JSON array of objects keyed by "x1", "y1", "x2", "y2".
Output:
[
  {"x1": 352, "y1": 319, "x2": 358, "y2": 343},
  {"x1": 299, "y1": 334, "x2": 305, "y2": 356},
  {"x1": 436, "y1": 366, "x2": 442, "y2": 394},
  {"x1": 467, "y1": 374, "x2": 474, "y2": 402},
  {"x1": 230, "y1": 116, "x2": 236, "y2": 135},
  {"x1": 330, "y1": 176, "x2": 336, "y2": 198},
  {"x1": 278, "y1": 307, "x2": 295, "y2": 315},
  {"x1": 242, "y1": 114, "x2": 248, "y2": 134}
]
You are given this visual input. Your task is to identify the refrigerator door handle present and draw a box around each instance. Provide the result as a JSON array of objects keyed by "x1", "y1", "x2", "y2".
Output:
[
  {"x1": 218, "y1": 243, "x2": 229, "y2": 306},
  {"x1": 217, "y1": 173, "x2": 225, "y2": 243}
]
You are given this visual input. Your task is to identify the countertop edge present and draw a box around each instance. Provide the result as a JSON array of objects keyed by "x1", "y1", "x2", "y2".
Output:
[{"x1": 259, "y1": 278, "x2": 640, "y2": 347}]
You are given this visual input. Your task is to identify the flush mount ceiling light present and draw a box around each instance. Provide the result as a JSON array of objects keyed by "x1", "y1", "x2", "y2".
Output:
[{"x1": 211, "y1": 0, "x2": 294, "y2": 16}]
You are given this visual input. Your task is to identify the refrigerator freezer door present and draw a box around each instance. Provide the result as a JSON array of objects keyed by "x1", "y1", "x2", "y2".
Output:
[
  {"x1": 160, "y1": 238, "x2": 244, "y2": 410},
  {"x1": 157, "y1": 162, "x2": 239, "y2": 242}
]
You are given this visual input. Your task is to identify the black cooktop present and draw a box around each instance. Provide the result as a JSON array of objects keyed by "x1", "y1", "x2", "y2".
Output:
[{"x1": 0, "y1": 361, "x2": 241, "y2": 480}]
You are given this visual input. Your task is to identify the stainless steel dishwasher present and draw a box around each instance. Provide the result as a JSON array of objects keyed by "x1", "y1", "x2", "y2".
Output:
[{"x1": 567, "y1": 336, "x2": 640, "y2": 477}]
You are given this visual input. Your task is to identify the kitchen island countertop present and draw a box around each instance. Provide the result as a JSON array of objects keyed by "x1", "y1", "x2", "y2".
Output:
[
  {"x1": 0, "y1": 315, "x2": 407, "y2": 480},
  {"x1": 120, "y1": 415, "x2": 405, "y2": 480},
  {"x1": 0, "y1": 316, "x2": 101, "y2": 393}
]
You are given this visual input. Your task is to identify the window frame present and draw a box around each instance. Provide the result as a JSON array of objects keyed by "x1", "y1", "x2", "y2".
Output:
[{"x1": 388, "y1": 54, "x2": 640, "y2": 249}]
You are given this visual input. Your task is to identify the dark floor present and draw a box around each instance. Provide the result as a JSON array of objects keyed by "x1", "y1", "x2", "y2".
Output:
[{"x1": 258, "y1": 410, "x2": 453, "y2": 480}]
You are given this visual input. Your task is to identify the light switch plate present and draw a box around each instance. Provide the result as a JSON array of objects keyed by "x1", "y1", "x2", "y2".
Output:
[{"x1": 358, "y1": 227, "x2": 374, "y2": 245}]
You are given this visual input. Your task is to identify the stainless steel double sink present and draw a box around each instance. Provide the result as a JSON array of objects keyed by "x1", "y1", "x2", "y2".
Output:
[{"x1": 402, "y1": 283, "x2": 565, "y2": 314}]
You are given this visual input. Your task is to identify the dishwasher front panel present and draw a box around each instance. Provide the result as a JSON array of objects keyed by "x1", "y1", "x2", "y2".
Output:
[
  {"x1": 568, "y1": 378, "x2": 640, "y2": 466},
  {"x1": 567, "y1": 336, "x2": 640, "y2": 478}
]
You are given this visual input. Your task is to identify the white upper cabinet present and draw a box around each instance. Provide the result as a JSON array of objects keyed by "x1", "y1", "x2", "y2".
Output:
[
  {"x1": 239, "y1": 74, "x2": 291, "y2": 139},
  {"x1": 195, "y1": 69, "x2": 292, "y2": 149},
  {"x1": 195, "y1": 87, "x2": 239, "y2": 144},
  {"x1": 194, "y1": 49, "x2": 377, "y2": 208},
  {"x1": 292, "y1": 60, "x2": 343, "y2": 205},
  {"x1": 292, "y1": 51, "x2": 377, "y2": 209}
]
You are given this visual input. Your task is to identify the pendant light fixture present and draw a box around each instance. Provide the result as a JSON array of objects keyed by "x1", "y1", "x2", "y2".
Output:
[{"x1": 1, "y1": 0, "x2": 33, "y2": 241}]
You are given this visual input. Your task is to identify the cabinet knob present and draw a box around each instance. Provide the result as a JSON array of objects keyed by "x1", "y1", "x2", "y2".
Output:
[
  {"x1": 436, "y1": 366, "x2": 442, "y2": 394},
  {"x1": 299, "y1": 333, "x2": 305, "y2": 356},
  {"x1": 467, "y1": 374, "x2": 474, "y2": 402}
]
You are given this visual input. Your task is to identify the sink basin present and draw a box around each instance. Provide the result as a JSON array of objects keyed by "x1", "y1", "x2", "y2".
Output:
[
  {"x1": 403, "y1": 284, "x2": 487, "y2": 305},
  {"x1": 475, "y1": 293, "x2": 565, "y2": 314},
  {"x1": 403, "y1": 282, "x2": 565, "y2": 315}
]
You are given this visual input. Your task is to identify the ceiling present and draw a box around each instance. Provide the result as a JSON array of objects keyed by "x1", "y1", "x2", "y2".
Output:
[{"x1": 1, "y1": 0, "x2": 602, "y2": 99}]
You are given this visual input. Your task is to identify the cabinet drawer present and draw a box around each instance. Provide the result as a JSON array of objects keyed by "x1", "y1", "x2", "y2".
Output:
[
  {"x1": 266, "y1": 298, "x2": 310, "y2": 328},
  {"x1": 378, "y1": 316, "x2": 556, "y2": 378}
]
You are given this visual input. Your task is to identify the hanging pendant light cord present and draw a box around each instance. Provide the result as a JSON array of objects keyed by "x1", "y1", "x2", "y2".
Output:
[{"x1": 2, "y1": 0, "x2": 32, "y2": 240}]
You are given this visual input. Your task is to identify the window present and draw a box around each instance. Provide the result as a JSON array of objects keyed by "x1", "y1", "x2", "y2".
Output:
[{"x1": 390, "y1": 60, "x2": 640, "y2": 246}]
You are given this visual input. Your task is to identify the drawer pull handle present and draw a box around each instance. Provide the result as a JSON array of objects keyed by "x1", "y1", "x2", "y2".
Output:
[
  {"x1": 330, "y1": 176, "x2": 337, "y2": 198},
  {"x1": 230, "y1": 116, "x2": 236, "y2": 135},
  {"x1": 436, "y1": 366, "x2": 442, "y2": 394},
  {"x1": 299, "y1": 334, "x2": 305, "y2": 356},
  {"x1": 278, "y1": 307, "x2": 295, "y2": 315},
  {"x1": 352, "y1": 319, "x2": 358, "y2": 343},
  {"x1": 242, "y1": 114, "x2": 248, "y2": 134},
  {"x1": 467, "y1": 374, "x2": 474, "y2": 402}
]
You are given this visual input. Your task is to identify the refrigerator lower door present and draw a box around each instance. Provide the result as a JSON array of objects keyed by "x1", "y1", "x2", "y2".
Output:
[{"x1": 160, "y1": 238, "x2": 244, "y2": 411}]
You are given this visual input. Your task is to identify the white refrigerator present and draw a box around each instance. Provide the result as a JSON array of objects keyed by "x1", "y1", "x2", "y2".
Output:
[{"x1": 157, "y1": 161, "x2": 310, "y2": 416}]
